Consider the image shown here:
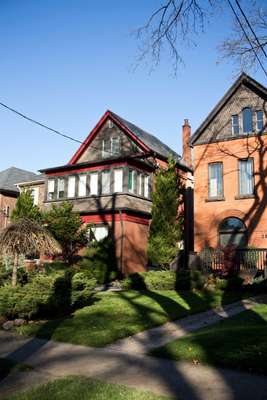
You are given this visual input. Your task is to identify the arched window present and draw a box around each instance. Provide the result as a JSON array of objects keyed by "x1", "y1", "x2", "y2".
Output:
[
  {"x1": 242, "y1": 107, "x2": 253, "y2": 134},
  {"x1": 219, "y1": 217, "x2": 247, "y2": 248}
]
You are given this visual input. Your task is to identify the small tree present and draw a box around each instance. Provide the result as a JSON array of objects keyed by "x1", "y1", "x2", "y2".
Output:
[
  {"x1": 11, "y1": 190, "x2": 42, "y2": 223},
  {"x1": 44, "y1": 202, "x2": 87, "y2": 264},
  {"x1": 0, "y1": 218, "x2": 60, "y2": 287},
  {"x1": 148, "y1": 158, "x2": 183, "y2": 268}
]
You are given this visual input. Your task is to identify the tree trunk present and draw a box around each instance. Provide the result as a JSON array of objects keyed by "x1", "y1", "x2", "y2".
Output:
[{"x1": 12, "y1": 253, "x2": 19, "y2": 287}]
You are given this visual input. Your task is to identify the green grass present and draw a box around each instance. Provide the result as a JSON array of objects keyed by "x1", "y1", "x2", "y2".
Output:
[
  {"x1": 0, "y1": 358, "x2": 32, "y2": 380},
  {"x1": 16, "y1": 289, "x2": 247, "y2": 347},
  {"x1": 5, "y1": 376, "x2": 172, "y2": 400},
  {"x1": 150, "y1": 304, "x2": 267, "y2": 375}
]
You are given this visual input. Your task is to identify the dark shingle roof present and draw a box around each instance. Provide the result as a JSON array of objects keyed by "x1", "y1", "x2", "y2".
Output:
[
  {"x1": 0, "y1": 167, "x2": 41, "y2": 194},
  {"x1": 110, "y1": 111, "x2": 181, "y2": 162}
]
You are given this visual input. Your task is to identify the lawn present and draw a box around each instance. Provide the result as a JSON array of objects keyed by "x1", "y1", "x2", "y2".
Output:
[
  {"x1": 16, "y1": 289, "x2": 247, "y2": 347},
  {"x1": 5, "y1": 376, "x2": 172, "y2": 400},
  {"x1": 150, "y1": 304, "x2": 267, "y2": 375}
]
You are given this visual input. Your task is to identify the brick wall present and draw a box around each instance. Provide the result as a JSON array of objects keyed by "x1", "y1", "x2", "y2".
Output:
[{"x1": 194, "y1": 134, "x2": 267, "y2": 251}]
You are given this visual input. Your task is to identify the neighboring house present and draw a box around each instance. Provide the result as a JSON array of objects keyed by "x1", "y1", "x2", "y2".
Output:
[
  {"x1": 16, "y1": 175, "x2": 45, "y2": 207},
  {"x1": 38, "y1": 110, "x2": 192, "y2": 274},
  {"x1": 191, "y1": 73, "x2": 267, "y2": 252},
  {"x1": 0, "y1": 167, "x2": 42, "y2": 229}
]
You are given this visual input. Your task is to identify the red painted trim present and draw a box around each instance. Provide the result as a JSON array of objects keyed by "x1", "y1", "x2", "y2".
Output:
[
  {"x1": 46, "y1": 162, "x2": 128, "y2": 176},
  {"x1": 69, "y1": 110, "x2": 150, "y2": 165},
  {"x1": 81, "y1": 213, "x2": 150, "y2": 226}
]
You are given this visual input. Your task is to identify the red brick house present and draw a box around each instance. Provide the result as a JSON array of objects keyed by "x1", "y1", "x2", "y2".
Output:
[
  {"x1": 191, "y1": 73, "x2": 267, "y2": 253},
  {"x1": 39, "y1": 110, "x2": 192, "y2": 275}
]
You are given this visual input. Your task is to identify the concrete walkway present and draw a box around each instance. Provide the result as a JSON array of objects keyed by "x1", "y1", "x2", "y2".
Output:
[
  {"x1": 106, "y1": 295, "x2": 267, "y2": 354},
  {"x1": 1, "y1": 295, "x2": 267, "y2": 400}
]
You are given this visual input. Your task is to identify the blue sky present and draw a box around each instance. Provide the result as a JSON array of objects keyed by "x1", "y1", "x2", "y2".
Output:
[{"x1": 0, "y1": 0, "x2": 266, "y2": 172}]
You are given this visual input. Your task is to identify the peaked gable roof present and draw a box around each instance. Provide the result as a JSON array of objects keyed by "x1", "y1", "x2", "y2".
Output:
[
  {"x1": 191, "y1": 73, "x2": 267, "y2": 145},
  {"x1": 69, "y1": 110, "x2": 183, "y2": 166},
  {"x1": 0, "y1": 167, "x2": 40, "y2": 194}
]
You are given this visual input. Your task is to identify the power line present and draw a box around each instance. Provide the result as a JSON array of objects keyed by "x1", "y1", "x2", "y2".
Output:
[
  {"x1": 0, "y1": 101, "x2": 118, "y2": 156},
  {"x1": 234, "y1": 0, "x2": 267, "y2": 58},
  {"x1": 227, "y1": 0, "x2": 267, "y2": 78}
]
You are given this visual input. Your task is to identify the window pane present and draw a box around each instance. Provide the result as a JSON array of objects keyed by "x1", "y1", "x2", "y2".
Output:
[
  {"x1": 90, "y1": 173, "x2": 98, "y2": 195},
  {"x1": 114, "y1": 169, "x2": 123, "y2": 192},
  {"x1": 144, "y1": 175, "x2": 149, "y2": 198},
  {"x1": 111, "y1": 137, "x2": 120, "y2": 155},
  {"x1": 208, "y1": 163, "x2": 223, "y2": 198},
  {"x1": 57, "y1": 178, "x2": 65, "y2": 199},
  {"x1": 78, "y1": 175, "x2": 87, "y2": 197},
  {"x1": 242, "y1": 108, "x2": 253, "y2": 133},
  {"x1": 138, "y1": 173, "x2": 144, "y2": 196},
  {"x1": 101, "y1": 171, "x2": 111, "y2": 194},
  {"x1": 128, "y1": 170, "x2": 136, "y2": 193},
  {"x1": 90, "y1": 226, "x2": 109, "y2": 242},
  {"x1": 219, "y1": 217, "x2": 245, "y2": 232},
  {"x1": 31, "y1": 187, "x2": 39, "y2": 205},
  {"x1": 102, "y1": 139, "x2": 110, "y2": 158},
  {"x1": 239, "y1": 159, "x2": 253, "y2": 195},
  {"x1": 67, "y1": 176, "x2": 76, "y2": 198},
  {"x1": 256, "y1": 110, "x2": 263, "y2": 131},
  {"x1": 231, "y1": 115, "x2": 239, "y2": 135},
  {"x1": 47, "y1": 179, "x2": 55, "y2": 200}
]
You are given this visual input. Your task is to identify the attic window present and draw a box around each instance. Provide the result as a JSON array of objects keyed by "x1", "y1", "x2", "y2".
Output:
[
  {"x1": 111, "y1": 137, "x2": 120, "y2": 155},
  {"x1": 231, "y1": 115, "x2": 239, "y2": 135},
  {"x1": 108, "y1": 120, "x2": 114, "y2": 129},
  {"x1": 242, "y1": 107, "x2": 253, "y2": 134}
]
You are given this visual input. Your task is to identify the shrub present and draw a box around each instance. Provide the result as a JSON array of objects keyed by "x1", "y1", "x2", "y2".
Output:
[
  {"x1": 0, "y1": 273, "x2": 72, "y2": 320},
  {"x1": 75, "y1": 238, "x2": 118, "y2": 284},
  {"x1": 71, "y1": 272, "x2": 97, "y2": 308},
  {"x1": 121, "y1": 270, "x2": 206, "y2": 291}
]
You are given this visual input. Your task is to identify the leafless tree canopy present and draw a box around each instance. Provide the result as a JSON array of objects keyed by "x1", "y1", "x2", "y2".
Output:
[
  {"x1": 137, "y1": 0, "x2": 267, "y2": 74},
  {"x1": 219, "y1": 7, "x2": 267, "y2": 73},
  {"x1": 0, "y1": 218, "x2": 60, "y2": 257}
]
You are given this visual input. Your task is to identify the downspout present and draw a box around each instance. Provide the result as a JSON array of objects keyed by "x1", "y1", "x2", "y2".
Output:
[{"x1": 118, "y1": 209, "x2": 124, "y2": 275}]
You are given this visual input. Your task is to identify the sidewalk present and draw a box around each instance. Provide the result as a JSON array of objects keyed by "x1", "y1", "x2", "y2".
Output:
[
  {"x1": 1, "y1": 295, "x2": 267, "y2": 400},
  {"x1": 106, "y1": 294, "x2": 267, "y2": 353}
]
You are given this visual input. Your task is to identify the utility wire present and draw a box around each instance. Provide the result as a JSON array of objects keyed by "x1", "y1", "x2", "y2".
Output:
[
  {"x1": 0, "y1": 101, "x2": 121, "y2": 156},
  {"x1": 234, "y1": 0, "x2": 267, "y2": 58},
  {"x1": 227, "y1": 0, "x2": 267, "y2": 78}
]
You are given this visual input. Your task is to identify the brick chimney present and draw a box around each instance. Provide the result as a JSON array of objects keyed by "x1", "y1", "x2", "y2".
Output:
[{"x1": 182, "y1": 119, "x2": 192, "y2": 168}]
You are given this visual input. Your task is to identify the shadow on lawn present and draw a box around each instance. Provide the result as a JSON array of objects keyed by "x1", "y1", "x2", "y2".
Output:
[{"x1": 2, "y1": 277, "x2": 267, "y2": 399}]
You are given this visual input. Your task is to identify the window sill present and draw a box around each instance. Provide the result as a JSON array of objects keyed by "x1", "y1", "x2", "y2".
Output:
[
  {"x1": 235, "y1": 194, "x2": 255, "y2": 200},
  {"x1": 205, "y1": 197, "x2": 225, "y2": 202}
]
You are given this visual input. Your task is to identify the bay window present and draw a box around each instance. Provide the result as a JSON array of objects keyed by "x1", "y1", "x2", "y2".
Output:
[
  {"x1": 101, "y1": 170, "x2": 111, "y2": 194},
  {"x1": 90, "y1": 172, "x2": 98, "y2": 195},
  {"x1": 78, "y1": 174, "x2": 87, "y2": 197},
  {"x1": 114, "y1": 168, "x2": 123, "y2": 192},
  {"x1": 67, "y1": 176, "x2": 76, "y2": 198},
  {"x1": 144, "y1": 175, "x2": 150, "y2": 198}
]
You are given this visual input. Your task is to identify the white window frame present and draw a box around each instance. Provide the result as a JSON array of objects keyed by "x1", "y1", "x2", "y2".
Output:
[
  {"x1": 57, "y1": 178, "x2": 65, "y2": 199},
  {"x1": 231, "y1": 115, "x2": 239, "y2": 135},
  {"x1": 101, "y1": 170, "x2": 111, "y2": 194},
  {"x1": 78, "y1": 174, "x2": 87, "y2": 197},
  {"x1": 90, "y1": 172, "x2": 98, "y2": 195},
  {"x1": 47, "y1": 179, "x2": 55, "y2": 200},
  {"x1": 256, "y1": 110, "x2": 263, "y2": 131},
  {"x1": 144, "y1": 175, "x2": 149, "y2": 198},
  {"x1": 31, "y1": 187, "x2": 39, "y2": 205},
  {"x1": 128, "y1": 169, "x2": 136, "y2": 193},
  {"x1": 67, "y1": 176, "x2": 76, "y2": 198},
  {"x1": 114, "y1": 168, "x2": 123, "y2": 193},
  {"x1": 111, "y1": 137, "x2": 120, "y2": 156}
]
